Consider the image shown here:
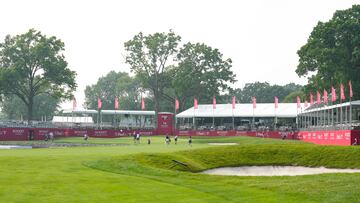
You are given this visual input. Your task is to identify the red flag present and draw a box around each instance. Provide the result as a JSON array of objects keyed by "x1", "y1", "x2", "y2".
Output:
[
  {"x1": 97, "y1": 98, "x2": 102, "y2": 109},
  {"x1": 141, "y1": 97, "x2": 145, "y2": 110},
  {"x1": 340, "y1": 84, "x2": 346, "y2": 100},
  {"x1": 331, "y1": 86, "x2": 336, "y2": 102},
  {"x1": 252, "y1": 97, "x2": 256, "y2": 109},
  {"x1": 310, "y1": 93, "x2": 314, "y2": 106},
  {"x1": 194, "y1": 98, "x2": 198, "y2": 109},
  {"x1": 232, "y1": 96, "x2": 236, "y2": 109},
  {"x1": 274, "y1": 96, "x2": 279, "y2": 109},
  {"x1": 175, "y1": 98, "x2": 179, "y2": 111},
  {"x1": 323, "y1": 89, "x2": 328, "y2": 104},
  {"x1": 316, "y1": 91, "x2": 321, "y2": 104},
  {"x1": 296, "y1": 96, "x2": 301, "y2": 108},
  {"x1": 115, "y1": 98, "x2": 119, "y2": 109},
  {"x1": 305, "y1": 100, "x2": 308, "y2": 107},
  {"x1": 213, "y1": 96, "x2": 216, "y2": 109},
  {"x1": 349, "y1": 80, "x2": 353, "y2": 98},
  {"x1": 72, "y1": 97, "x2": 77, "y2": 109}
]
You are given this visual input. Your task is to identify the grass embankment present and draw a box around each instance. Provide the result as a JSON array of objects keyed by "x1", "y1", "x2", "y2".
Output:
[
  {"x1": 135, "y1": 144, "x2": 360, "y2": 172},
  {"x1": 85, "y1": 137, "x2": 360, "y2": 202}
]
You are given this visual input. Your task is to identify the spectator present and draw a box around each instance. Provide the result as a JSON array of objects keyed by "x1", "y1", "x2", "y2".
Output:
[
  {"x1": 165, "y1": 134, "x2": 170, "y2": 145},
  {"x1": 49, "y1": 132, "x2": 54, "y2": 141},
  {"x1": 84, "y1": 133, "x2": 89, "y2": 141},
  {"x1": 174, "y1": 135, "x2": 178, "y2": 144},
  {"x1": 353, "y1": 138, "x2": 358, "y2": 146}
]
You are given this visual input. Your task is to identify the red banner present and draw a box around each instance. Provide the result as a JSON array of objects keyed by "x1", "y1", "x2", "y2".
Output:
[
  {"x1": 340, "y1": 84, "x2": 346, "y2": 101},
  {"x1": 332, "y1": 86, "x2": 336, "y2": 102},
  {"x1": 141, "y1": 97, "x2": 145, "y2": 110},
  {"x1": 316, "y1": 91, "x2": 321, "y2": 104},
  {"x1": 115, "y1": 98, "x2": 119, "y2": 109},
  {"x1": 213, "y1": 96, "x2": 216, "y2": 109},
  {"x1": 349, "y1": 80, "x2": 353, "y2": 98},
  {"x1": 194, "y1": 98, "x2": 198, "y2": 109},
  {"x1": 296, "y1": 96, "x2": 301, "y2": 108},
  {"x1": 175, "y1": 98, "x2": 179, "y2": 111},
  {"x1": 98, "y1": 98, "x2": 102, "y2": 109},
  {"x1": 323, "y1": 89, "x2": 328, "y2": 104}
]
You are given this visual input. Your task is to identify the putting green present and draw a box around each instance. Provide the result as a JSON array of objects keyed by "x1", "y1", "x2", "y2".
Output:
[{"x1": 0, "y1": 136, "x2": 359, "y2": 202}]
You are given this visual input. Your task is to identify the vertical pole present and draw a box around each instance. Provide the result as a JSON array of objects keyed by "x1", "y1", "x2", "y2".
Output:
[
  {"x1": 212, "y1": 108, "x2": 215, "y2": 127},
  {"x1": 193, "y1": 107, "x2": 195, "y2": 130},
  {"x1": 296, "y1": 108, "x2": 298, "y2": 129},
  {"x1": 174, "y1": 102, "x2": 177, "y2": 136},
  {"x1": 97, "y1": 110, "x2": 99, "y2": 129},
  {"x1": 100, "y1": 110, "x2": 102, "y2": 130},
  {"x1": 340, "y1": 100, "x2": 343, "y2": 129},
  {"x1": 232, "y1": 106, "x2": 235, "y2": 130},
  {"x1": 252, "y1": 108, "x2": 255, "y2": 130},
  {"x1": 350, "y1": 97, "x2": 352, "y2": 129}
]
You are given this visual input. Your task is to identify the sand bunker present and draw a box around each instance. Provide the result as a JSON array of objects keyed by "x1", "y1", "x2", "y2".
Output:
[
  {"x1": 201, "y1": 166, "x2": 360, "y2": 176},
  {"x1": 208, "y1": 143, "x2": 238, "y2": 146}
]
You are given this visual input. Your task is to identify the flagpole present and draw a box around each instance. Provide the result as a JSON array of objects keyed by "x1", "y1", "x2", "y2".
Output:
[
  {"x1": 174, "y1": 99, "x2": 177, "y2": 136},
  {"x1": 350, "y1": 96, "x2": 352, "y2": 129},
  {"x1": 232, "y1": 106, "x2": 235, "y2": 130}
]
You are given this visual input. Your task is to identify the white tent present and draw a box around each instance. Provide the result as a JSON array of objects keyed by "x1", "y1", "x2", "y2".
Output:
[{"x1": 176, "y1": 103, "x2": 302, "y2": 118}]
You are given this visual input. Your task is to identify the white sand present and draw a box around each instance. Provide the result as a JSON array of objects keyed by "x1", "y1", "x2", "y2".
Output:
[
  {"x1": 208, "y1": 143, "x2": 238, "y2": 145},
  {"x1": 0, "y1": 145, "x2": 32, "y2": 149},
  {"x1": 201, "y1": 166, "x2": 360, "y2": 176}
]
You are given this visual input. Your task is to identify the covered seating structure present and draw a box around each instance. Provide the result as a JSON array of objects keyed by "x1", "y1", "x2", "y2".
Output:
[
  {"x1": 61, "y1": 108, "x2": 156, "y2": 129},
  {"x1": 176, "y1": 103, "x2": 300, "y2": 131},
  {"x1": 298, "y1": 100, "x2": 360, "y2": 130}
]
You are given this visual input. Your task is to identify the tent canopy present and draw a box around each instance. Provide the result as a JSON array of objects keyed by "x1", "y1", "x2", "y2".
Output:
[{"x1": 176, "y1": 103, "x2": 301, "y2": 118}]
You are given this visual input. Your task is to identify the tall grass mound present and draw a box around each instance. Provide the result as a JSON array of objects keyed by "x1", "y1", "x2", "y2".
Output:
[{"x1": 87, "y1": 143, "x2": 360, "y2": 176}]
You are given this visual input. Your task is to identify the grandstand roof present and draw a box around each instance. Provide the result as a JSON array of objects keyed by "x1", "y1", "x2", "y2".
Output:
[
  {"x1": 62, "y1": 108, "x2": 156, "y2": 116},
  {"x1": 176, "y1": 103, "x2": 302, "y2": 118},
  {"x1": 302, "y1": 100, "x2": 360, "y2": 113}
]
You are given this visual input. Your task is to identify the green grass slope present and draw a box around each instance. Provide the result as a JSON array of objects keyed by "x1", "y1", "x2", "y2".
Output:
[{"x1": 0, "y1": 136, "x2": 360, "y2": 202}]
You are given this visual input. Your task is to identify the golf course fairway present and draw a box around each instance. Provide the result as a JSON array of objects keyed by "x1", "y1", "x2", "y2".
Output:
[{"x1": 0, "y1": 136, "x2": 360, "y2": 202}]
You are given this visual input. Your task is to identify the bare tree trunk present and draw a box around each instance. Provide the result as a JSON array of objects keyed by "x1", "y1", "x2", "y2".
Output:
[
  {"x1": 27, "y1": 96, "x2": 34, "y2": 125},
  {"x1": 153, "y1": 89, "x2": 160, "y2": 129}
]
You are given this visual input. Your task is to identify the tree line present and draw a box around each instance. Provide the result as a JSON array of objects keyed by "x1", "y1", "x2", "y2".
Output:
[{"x1": 0, "y1": 5, "x2": 359, "y2": 122}]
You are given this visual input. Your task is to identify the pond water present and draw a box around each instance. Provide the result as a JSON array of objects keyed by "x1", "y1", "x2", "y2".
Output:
[
  {"x1": 0, "y1": 145, "x2": 32, "y2": 149},
  {"x1": 201, "y1": 166, "x2": 360, "y2": 176}
]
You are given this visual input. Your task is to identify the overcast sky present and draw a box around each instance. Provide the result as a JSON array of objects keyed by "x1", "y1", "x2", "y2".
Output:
[{"x1": 1, "y1": 0, "x2": 359, "y2": 108}]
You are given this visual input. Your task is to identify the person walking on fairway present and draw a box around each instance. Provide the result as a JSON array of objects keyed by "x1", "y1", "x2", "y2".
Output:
[
  {"x1": 165, "y1": 134, "x2": 170, "y2": 145},
  {"x1": 188, "y1": 136, "x2": 192, "y2": 146},
  {"x1": 84, "y1": 133, "x2": 89, "y2": 141},
  {"x1": 174, "y1": 135, "x2": 178, "y2": 144},
  {"x1": 136, "y1": 132, "x2": 140, "y2": 144},
  {"x1": 133, "y1": 131, "x2": 137, "y2": 144}
]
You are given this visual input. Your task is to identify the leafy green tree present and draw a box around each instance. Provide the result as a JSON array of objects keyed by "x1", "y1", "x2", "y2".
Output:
[
  {"x1": 124, "y1": 31, "x2": 181, "y2": 123},
  {"x1": 283, "y1": 90, "x2": 306, "y2": 103},
  {"x1": 233, "y1": 82, "x2": 302, "y2": 103},
  {"x1": 171, "y1": 43, "x2": 236, "y2": 111},
  {"x1": 0, "y1": 29, "x2": 76, "y2": 123},
  {"x1": 84, "y1": 71, "x2": 144, "y2": 111},
  {"x1": 1, "y1": 94, "x2": 59, "y2": 120},
  {"x1": 296, "y1": 5, "x2": 360, "y2": 100}
]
